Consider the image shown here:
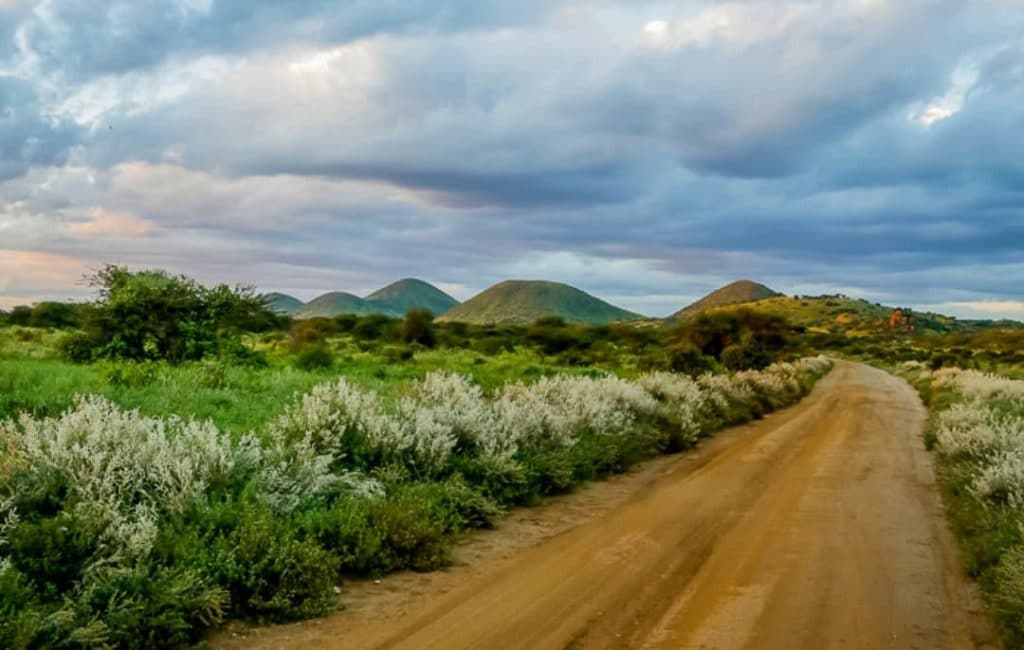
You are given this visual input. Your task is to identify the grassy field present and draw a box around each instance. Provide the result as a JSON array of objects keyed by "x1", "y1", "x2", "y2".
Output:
[{"x1": 0, "y1": 329, "x2": 616, "y2": 435}]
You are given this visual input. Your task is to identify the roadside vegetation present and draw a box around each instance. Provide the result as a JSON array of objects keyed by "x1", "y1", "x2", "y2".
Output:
[
  {"x1": 0, "y1": 268, "x2": 833, "y2": 648},
  {"x1": 899, "y1": 363, "x2": 1024, "y2": 646}
]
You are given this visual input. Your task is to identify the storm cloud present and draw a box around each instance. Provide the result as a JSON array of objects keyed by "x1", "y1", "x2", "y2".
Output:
[{"x1": 0, "y1": 0, "x2": 1022, "y2": 318}]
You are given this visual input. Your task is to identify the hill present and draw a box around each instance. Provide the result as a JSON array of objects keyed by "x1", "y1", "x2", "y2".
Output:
[
  {"x1": 263, "y1": 292, "x2": 304, "y2": 315},
  {"x1": 365, "y1": 278, "x2": 459, "y2": 316},
  {"x1": 293, "y1": 279, "x2": 459, "y2": 319},
  {"x1": 671, "y1": 280, "x2": 782, "y2": 320},
  {"x1": 436, "y1": 280, "x2": 642, "y2": 325},
  {"x1": 682, "y1": 294, "x2": 1021, "y2": 336},
  {"x1": 294, "y1": 292, "x2": 382, "y2": 319}
]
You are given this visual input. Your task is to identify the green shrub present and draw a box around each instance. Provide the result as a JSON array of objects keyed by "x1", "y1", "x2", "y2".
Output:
[
  {"x1": 294, "y1": 343, "x2": 335, "y2": 371},
  {"x1": 401, "y1": 309, "x2": 436, "y2": 347}
]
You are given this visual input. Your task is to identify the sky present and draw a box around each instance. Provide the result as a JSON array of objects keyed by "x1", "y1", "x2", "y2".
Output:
[{"x1": 0, "y1": 0, "x2": 1022, "y2": 319}]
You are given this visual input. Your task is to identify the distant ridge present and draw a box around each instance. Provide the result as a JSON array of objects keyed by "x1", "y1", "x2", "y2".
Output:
[
  {"x1": 295, "y1": 292, "x2": 379, "y2": 319},
  {"x1": 436, "y1": 280, "x2": 642, "y2": 325},
  {"x1": 365, "y1": 278, "x2": 459, "y2": 316},
  {"x1": 671, "y1": 280, "x2": 782, "y2": 320},
  {"x1": 263, "y1": 292, "x2": 304, "y2": 315},
  {"x1": 291, "y1": 279, "x2": 459, "y2": 319}
]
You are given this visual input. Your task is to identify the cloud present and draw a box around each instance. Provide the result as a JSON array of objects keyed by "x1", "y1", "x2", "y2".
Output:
[
  {"x1": 65, "y1": 207, "x2": 155, "y2": 237},
  {"x1": 0, "y1": 0, "x2": 1020, "y2": 316},
  {"x1": 923, "y1": 300, "x2": 1024, "y2": 321}
]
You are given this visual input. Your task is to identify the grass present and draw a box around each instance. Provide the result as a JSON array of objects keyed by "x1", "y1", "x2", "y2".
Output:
[{"x1": 0, "y1": 344, "x2": 611, "y2": 436}]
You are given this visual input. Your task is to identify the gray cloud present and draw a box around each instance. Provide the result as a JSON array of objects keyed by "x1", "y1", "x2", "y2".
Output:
[{"x1": 0, "y1": 0, "x2": 1021, "y2": 317}]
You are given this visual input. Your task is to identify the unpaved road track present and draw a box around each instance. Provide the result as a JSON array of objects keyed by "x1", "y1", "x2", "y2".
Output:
[{"x1": 218, "y1": 361, "x2": 997, "y2": 649}]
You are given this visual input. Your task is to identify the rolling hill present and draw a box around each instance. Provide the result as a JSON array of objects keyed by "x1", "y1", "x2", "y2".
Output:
[
  {"x1": 436, "y1": 280, "x2": 642, "y2": 325},
  {"x1": 365, "y1": 278, "x2": 459, "y2": 316},
  {"x1": 677, "y1": 293, "x2": 1021, "y2": 336},
  {"x1": 292, "y1": 279, "x2": 460, "y2": 319},
  {"x1": 294, "y1": 292, "x2": 380, "y2": 319},
  {"x1": 671, "y1": 280, "x2": 782, "y2": 320},
  {"x1": 263, "y1": 292, "x2": 304, "y2": 315}
]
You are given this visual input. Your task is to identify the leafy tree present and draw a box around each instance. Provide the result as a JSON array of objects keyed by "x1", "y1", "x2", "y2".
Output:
[
  {"x1": 401, "y1": 308, "x2": 436, "y2": 347},
  {"x1": 28, "y1": 302, "x2": 79, "y2": 329},
  {"x1": 70, "y1": 265, "x2": 275, "y2": 363},
  {"x1": 9, "y1": 305, "x2": 32, "y2": 326}
]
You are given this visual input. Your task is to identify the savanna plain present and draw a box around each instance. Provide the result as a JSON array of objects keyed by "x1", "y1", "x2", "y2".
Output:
[{"x1": 2, "y1": 268, "x2": 1023, "y2": 649}]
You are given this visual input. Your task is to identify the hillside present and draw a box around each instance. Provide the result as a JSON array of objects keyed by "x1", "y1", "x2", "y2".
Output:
[
  {"x1": 436, "y1": 280, "x2": 642, "y2": 325},
  {"x1": 684, "y1": 294, "x2": 1020, "y2": 336},
  {"x1": 263, "y1": 292, "x2": 304, "y2": 315},
  {"x1": 365, "y1": 278, "x2": 459, "y2": 316},
  {"x1": 671, "y1": 280, "x2": 782, "y2": 320},
  {"x1": 293, "y1": 279, "x2": 459, "y2": 318},
  {"x1": 294, "y1": 292, "x2": 383, "y2": 319}
]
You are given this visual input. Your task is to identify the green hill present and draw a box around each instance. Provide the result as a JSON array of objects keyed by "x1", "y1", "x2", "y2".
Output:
[
  {"x1": 365, "y1": 278, "x2": 458, "y2": 316},
  {"x1": 292, "y1": 279, "x2": 459, "y2": 319},
  {"x1": 671, "y1": 280, "x2": 782, "y2": 320},
  {"x1": 683, "y1": 293, "x2": 1021, "y2": 336},
  {"x1": 436, "y1": 280, "x2": 642, "y2": 325},
  {"x1": 294, "y1": 292, "x2": 383, "y2": 319},
  {"x1": 263, "y1": 292, "x2": 304, "y2": 315}
]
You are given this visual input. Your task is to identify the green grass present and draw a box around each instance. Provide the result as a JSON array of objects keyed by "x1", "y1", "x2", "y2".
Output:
[{"x1": 0, "y1": 331, "x2": 619, "y2": 435}]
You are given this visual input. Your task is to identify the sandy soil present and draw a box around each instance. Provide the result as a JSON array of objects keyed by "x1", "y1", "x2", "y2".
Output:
[{"x1": 213, "y1": 361, "x2": 998, "y2": 649}]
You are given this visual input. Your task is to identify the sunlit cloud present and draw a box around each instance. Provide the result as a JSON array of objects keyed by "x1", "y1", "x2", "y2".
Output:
[
  {"x1": 0, "y1": 0, "x2": 1020, "y2": 315},
  {"x1": 65, "y1": 207, "x2": 155, "y2": 238}
]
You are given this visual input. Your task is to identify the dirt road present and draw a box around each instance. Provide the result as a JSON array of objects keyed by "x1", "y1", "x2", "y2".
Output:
[{"x1": 218, "y1": 361, "x2": 996, "y2": 649}]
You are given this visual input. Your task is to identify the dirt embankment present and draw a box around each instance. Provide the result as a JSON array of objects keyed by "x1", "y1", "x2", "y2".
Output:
[{"x1": 216, "y1": 361, "x2": 997, "y2": 649}]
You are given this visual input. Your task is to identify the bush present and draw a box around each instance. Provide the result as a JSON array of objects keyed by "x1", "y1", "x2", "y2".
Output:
[
  {"x1": 67, "y1": 265, "x2": 275, "y2": 364},
  {"x1": 401, "y1": 309, "x2": 436, "y2": 347},
  {"x1": 668, "y1": 345, "x2": 716, "y2": 376},
  {"x1": 294, "y1": 343, "x2": 335, "y2": 371},
  {"x1": 720, "y1": 344, "x2": 748, "y2": 371}
]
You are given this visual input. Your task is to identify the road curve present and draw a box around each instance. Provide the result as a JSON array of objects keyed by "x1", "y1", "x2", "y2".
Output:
[{"x1": 221, "y1": 361, "x2": 997, "y2": 649}]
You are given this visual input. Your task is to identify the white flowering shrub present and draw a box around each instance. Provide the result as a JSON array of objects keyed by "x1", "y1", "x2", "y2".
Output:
[
  {"x1": 0, "y1": 396, "x2": 252, "y2": 565},
  {"x1": 903, "y1": 363, "x2": 1024, "y2": 508}
]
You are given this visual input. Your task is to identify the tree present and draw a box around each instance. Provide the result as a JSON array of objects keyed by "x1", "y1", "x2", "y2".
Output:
[
  {"x1": 401, "y1": 308, "x2": 436, "y2": 347},
  {"x1": 9, "y1": 305, "x2": 32, "y2": 326},
  {"x1": 71, "y1": 265, "x2": 275, "y2": 363},
  {"x1": 29, "y1": 302, "x2": 79, "y2": 328}
]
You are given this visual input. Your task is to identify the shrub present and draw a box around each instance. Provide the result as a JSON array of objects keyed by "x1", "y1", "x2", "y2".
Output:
[
  {"x1": 400, "y1": 309, "x2": 436, "y2": 347},
  {"x1": 68, "y1": 266, "x2": 276, "y2": 364},
  {"x1": 294, "y1": 344, "x2": 335, "y2": 371}
]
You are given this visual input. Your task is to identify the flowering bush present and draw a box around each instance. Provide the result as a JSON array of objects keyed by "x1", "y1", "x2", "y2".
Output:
[
  {"x1": 922, "y1": 369, "x2": 1024, "y2": 506},
  {"x1": 902, "y1": 362, "x2": 1024, "y2": 644},
  {"x1": 0, "y1": 356, "x2": 831, "y2": 648}
]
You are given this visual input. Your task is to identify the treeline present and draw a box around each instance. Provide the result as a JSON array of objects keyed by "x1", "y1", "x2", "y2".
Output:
[
  {"x1": 4, "y1": 267, "x2": 810, "y2": 372},
  {"x1": 282, "y1": 307, "x2": 801, "y2": 373},
  {"x1": 0, "y1": 302, "x2": 89, "y2": 329}
]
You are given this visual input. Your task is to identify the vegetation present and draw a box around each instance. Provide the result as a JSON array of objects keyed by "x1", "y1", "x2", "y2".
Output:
[
  {"x1": 60, "y1": 266, "x2": 279, "y2": 364},
  {"x1": 436, "y1": 280, "x2": 641, "y2": 325},
  {"x1": 898, "y1": 363, "x2": 1024, "y2": 647},
  {"x1": 3, "y1": 268, "x2": 1020, "y2": 647},
  {"x1": 0, "y1": 334, "x2": 832, "y2": 647}
]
